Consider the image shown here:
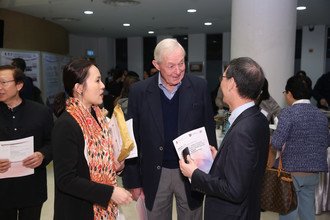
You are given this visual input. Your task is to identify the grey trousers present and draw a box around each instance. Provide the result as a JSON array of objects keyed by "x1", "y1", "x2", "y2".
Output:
[{"x1": 146, "y1": 168, "x2": 202, "y2": 220}]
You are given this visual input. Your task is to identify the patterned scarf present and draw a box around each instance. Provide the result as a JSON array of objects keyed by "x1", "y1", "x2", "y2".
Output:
[{"x1": 66, "y1": 97, "x2": 118, "y2": 220}]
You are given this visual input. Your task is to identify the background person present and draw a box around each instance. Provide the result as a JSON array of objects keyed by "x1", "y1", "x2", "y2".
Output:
[
  {"x1": 122, "y1": 38, "x2": 217, "y2": 220},
  {"x1": 0, "y1": 65, "x2": 53, "y2": 220},
  {"x1": 179, "y1": 57, "x2": 270, "y2": 220},
  {"x1": 116, "y1": 74, "x2": 140, "y2": 119},
  {"x1": 11, "y1": 58, "x2": 43, "y2": 104},
  {"x1": 52, "y1": 59, "x2": 132, "y2": 220},
  {"x1": 271, "y1": 75, "x2": 329, "y2": 220},
  {"x1": 312, "y1": 71, "x2": 330, "y2": 110},
  {"x1": 255, "y1": 78, "x2": 281, "y2": 124}
]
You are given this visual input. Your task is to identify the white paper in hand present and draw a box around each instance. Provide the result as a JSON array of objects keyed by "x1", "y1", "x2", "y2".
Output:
[{"x1": 173, "y1": 127, "x2": 213, "y2": 173}]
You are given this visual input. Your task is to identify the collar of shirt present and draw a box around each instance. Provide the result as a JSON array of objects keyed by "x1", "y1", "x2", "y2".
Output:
[
  {"x1": 292, "y1": 99, "x2": 311, "y2": 105},
  {"x1": 228, "y1": 101, "x2": 255, "y2": 126},
  {"x1": 158, "y1": 73, "x2": 182, "y2": 100}
]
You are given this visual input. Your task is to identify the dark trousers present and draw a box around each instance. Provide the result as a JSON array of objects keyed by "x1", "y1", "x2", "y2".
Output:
[{"x1": 0, "y1": 205, "x2": 42, "y2": 220}]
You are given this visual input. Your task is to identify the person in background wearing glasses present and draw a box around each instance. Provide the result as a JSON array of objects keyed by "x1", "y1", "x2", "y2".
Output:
[
  {"x1": 271, "y1": 75, "x2": 329, "y2": 220},
  {"x1": 0, "y1": 65, "x2": 53, "y2": 220}
]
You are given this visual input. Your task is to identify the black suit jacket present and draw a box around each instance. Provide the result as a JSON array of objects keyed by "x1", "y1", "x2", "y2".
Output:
[
  {"x1": 191, "y1": 105, "x2": 269, "y2": 220},
  {"x1": 122, "y1": 73, "x2": 217, "y2": 210}
]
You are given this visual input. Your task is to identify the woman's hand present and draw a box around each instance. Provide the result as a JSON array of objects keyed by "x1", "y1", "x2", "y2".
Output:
[
  {"x1": 111, "y1": 186, "x2": 133, "y2": 205},
  {"x1": 114, "y1": 160, "x2": 125, "y2": 173}
]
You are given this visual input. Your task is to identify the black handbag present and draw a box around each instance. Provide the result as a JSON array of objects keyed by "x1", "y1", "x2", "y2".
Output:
[{"x1": 260, "y1": 156, "x2": 297, "y2": 214}]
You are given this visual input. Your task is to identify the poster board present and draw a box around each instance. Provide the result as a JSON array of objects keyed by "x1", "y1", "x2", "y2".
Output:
[
  {"x1": 0, "y1": 49, "x2": 41, "y2": 88},
  {"x1": 41, "y1": 52, "x2": 70, "y2": 105}
]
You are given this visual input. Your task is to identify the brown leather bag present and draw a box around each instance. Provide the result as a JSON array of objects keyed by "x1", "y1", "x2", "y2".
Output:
[{"x1": 260, "y1": 155, "x2": 297, "y2": 214}]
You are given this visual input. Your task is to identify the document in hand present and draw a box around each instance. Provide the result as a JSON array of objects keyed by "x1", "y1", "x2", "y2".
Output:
[
  {"x1": 0, "y1": 136, "x2": 34, "y2": 179},
  {"x1": 173, "y1": 127, "x2": 213, "y2": 173},
  {"x1": 108, "y1": 116, "x2": 137, "y2": 162}
]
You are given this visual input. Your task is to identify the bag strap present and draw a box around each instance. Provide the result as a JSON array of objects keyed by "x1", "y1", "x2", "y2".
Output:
[{"x1": 277, "y1": 155, "x2": 283, "y2": 177}]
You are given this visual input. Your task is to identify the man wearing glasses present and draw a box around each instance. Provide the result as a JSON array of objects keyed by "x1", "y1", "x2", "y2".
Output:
[
  {"x1": 0, "y1": 65, "x2": 53, "y2": 220},
  {"x1": 180, "y1": 57, "x2": 269, "y2": 220}
]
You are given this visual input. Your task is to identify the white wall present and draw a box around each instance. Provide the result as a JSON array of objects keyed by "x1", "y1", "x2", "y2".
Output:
[
  {"x1": 188, "y1": 34, "x2": 206, "y2": 78},
  {"x1": 300, "y1": 25, "x2": 327, "y2": 87},
  {"x1": 127, "y1": 37, "x2": 143, "y2": 78},
  {"x1": 69, "y1": 34, "x2": 115, "y2": 81},
  {"x1": 222, "y1": 32, "x2": 231, "y2": 71}
]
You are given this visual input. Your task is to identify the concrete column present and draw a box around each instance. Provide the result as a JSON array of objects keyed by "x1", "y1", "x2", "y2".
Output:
[
  {"x1": 300, "y1": 25, "x2": 327, "y2": 87},
  {"x1": 188, "y1": 34, "x2": 206, "y2": 78},
  {"x1": 231, "y1": 0, "x2": 297, "y2": 107},
  {"x1": 222, "y1": 32, "x2": 231, "y2": 72},
  {"x1": 127, "y1": 37, "x2": 143, "y2": 78}
]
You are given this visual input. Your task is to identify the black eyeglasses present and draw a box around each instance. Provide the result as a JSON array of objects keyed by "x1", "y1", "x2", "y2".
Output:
[{"x1": 0, "y1": 80, "x2": 15, "y2": 86}]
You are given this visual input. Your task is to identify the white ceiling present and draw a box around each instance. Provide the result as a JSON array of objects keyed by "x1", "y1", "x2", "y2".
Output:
[{"x1": 1, "y1": 0, "x2": 330, "y2": 38}]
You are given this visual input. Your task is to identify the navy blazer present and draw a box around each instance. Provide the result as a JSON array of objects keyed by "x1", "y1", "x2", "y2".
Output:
[
  {"x1": 191, "y1": 105, "x2": 269, "y2": 220},
  {"x1": 122, "y1": 73, "x2": 217, "y2": 210}
]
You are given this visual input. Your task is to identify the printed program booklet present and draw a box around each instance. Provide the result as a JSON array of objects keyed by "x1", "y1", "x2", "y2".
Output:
[{"x1": 173, "y1": 127, "x2": 213, "y2": 174}]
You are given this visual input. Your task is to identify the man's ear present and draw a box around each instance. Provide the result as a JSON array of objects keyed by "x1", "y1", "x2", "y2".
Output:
[
  {"x1": 16, "y1": 82, "x2": 24, "y2": 91},
  {"x1": 227, "y1": 77, "x2": 236, "y2": 91},
  {"x1": 152, "y1": 60, "x2": 160, "y2": 71}
]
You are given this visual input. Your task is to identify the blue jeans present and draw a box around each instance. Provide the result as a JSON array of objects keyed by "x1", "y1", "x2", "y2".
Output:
[{"x1": 279, "y1": 174, "x2": 319, "y2": 220}]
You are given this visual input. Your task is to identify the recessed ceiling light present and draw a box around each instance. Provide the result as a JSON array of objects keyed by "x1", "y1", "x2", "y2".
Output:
[
  {"x1": 84, "y1": 10, "x2": 93, "y2": 15},
  {"x1": 148, "y1": 31, "x2": 154, "y2": 34},
  {"x1": 123, "y1": 23, "x2": 130, "y2": 27},
  {"x1": 187, "y1": 9, "x2": 197, "y2": 13},
  {"x1": 204, "y1": 22, "x2": 212, "y2": 26},
  {"x1": 296, "y1": 6, "x2": 306, "y2": 10}
]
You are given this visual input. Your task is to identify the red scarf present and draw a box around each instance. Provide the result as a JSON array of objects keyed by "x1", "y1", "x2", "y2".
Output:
[{"x1": 66, "y1": 97, "x2": 118, "y2": 219}]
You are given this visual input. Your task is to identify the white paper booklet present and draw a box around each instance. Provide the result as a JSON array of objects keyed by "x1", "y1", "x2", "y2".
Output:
[
  {"x1": 173, "y1": 127, "x2": 213, "y2": 173},
  {"x1": 0, "y1": 136, "x2": 34, "y2": 179},
  {"x1": 126, "y1": 119, "x2": 138, "y2": 159}
]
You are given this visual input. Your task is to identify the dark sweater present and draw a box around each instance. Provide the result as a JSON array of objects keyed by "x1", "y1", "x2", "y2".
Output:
[{"x1": 160, "y1": 89, "x2": 180, "y2": 168}]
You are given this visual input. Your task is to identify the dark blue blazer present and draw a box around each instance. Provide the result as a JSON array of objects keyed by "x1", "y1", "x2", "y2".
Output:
[
  {"x1": 191, "y1": 105, "x2": 269, "y2": 220},
  {"x1": 122, "y1": 73, "x2": 217, "y2": 210}
]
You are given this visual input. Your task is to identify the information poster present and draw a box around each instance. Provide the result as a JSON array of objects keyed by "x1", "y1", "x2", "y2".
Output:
[
  {"x1": 0, "y1": 50, "x2": 41, "y2": 88},
  {"x1": 41, "y1": 52, "x2": 70, "y2": 106}
]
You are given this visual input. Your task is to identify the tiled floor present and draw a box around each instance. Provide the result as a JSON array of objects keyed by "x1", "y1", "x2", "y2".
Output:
[{"x1": 42, "y1": 163, "x2": 330, "y2": 220}]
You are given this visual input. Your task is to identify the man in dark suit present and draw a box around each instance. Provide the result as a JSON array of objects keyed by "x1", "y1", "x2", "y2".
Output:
[
  {"x1": 122, "y1": 38, "x2": 217, "y2": 220},
  {"x1": 180, "y1": 57, "x2": 270, "y2": 220}
]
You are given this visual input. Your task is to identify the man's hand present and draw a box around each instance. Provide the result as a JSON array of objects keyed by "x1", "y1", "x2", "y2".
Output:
[
  {"x1": 210, "y1": 145, "x2": 218, "y2": 159},
  {"x1": 129, "y1": 187, "x2": 143, "y2": 201},
  {"x1": 179, "y1": 155, "x2": 198, "y2": 178},
  {"x1": 320, "y1": 98, "x2": 329, "y2": 108},
  {"x1": 0, "y1": 159, "x2": 10, "y2": 173},
  {"x1": 22, "y1": 152, "x2": 44, "y2": 169}
]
